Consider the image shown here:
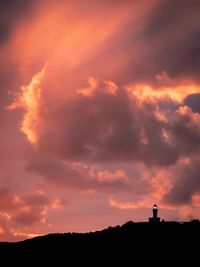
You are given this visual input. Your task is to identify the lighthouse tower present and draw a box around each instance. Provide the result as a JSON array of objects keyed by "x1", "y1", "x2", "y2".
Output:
[{"x1": 149, "y1": 204, "x2": 160, "y2": 223}]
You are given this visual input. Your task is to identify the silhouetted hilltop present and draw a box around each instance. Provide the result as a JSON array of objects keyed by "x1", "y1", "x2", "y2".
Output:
[{"x1": 0, "y1": 221, "x2": 200, "y2": 263}]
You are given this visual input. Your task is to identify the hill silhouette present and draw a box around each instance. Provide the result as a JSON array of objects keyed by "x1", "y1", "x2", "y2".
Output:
[{"x1": 0, "y1": 220, "x2": 200, "y2": 264}]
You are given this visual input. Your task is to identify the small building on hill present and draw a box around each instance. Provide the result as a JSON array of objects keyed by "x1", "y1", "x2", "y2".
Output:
[{"x1": 149, "y1": 204, "x2": 160, "y2": 223}]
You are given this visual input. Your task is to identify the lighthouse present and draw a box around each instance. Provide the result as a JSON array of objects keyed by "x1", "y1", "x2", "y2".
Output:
[{"x1": 149, "y1": 204, "x2": 160, "y2": 223}]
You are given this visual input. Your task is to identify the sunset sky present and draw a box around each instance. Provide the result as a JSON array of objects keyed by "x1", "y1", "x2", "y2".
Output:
[{"x1": 1, "y1": 0, "x2": 200, "y2": 241}]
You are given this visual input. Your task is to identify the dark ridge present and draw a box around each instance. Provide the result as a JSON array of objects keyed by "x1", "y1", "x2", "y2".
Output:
[{"x1": 0, "y1": 220, "x2": 200, "y2": 264}]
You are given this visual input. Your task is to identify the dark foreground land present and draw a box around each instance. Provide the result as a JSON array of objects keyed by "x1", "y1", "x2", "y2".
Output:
[{"x1": 0, "y1": 221, "x2": 200, "y2": 263}]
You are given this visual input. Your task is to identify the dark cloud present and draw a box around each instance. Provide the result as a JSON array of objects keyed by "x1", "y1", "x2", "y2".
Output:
[
  {"x1": 149, "y1": 0, "x2": 200, "y2": 78},
  {"x1": 0, "y1": 187, "x2": 16, "y2": 211},
  {"x1": 13, "y1": 208, "x2": 45, "y2": 225},
  {"x1": 0, "y1": 0, "x2": 36, "y2": 45},
  {"x1": 0, "y1": 189, "x2": 50, "y2": 226},
  {"x1": 36, "y1": 80, "x2": 180, "y2": 167},
  {"x1": 23, "y1": 77, "x2": 200, "y2": 197},
  {"x1": 25, "y1": 152, "x2": 131, "y2": 192},
  {"x1": 164, "y1": 158, "x2": 200, "y2": 205},
  {"x1": 184, "y1": 94, "x2": 200, "y2": 113},
  {"x1": 22, "y1": 192, "x2": 50, "y2": 206},
  {"x1": 168, "y1": 107, "x2": 200, "y2": 156},
  {"x1": 119, "y1": 0, "x2": 200, "y2": 83}
]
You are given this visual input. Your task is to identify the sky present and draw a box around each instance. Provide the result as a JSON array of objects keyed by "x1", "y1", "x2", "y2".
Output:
[{"x1": 1, "y1": 0, "x2": 200, "y2": 241}]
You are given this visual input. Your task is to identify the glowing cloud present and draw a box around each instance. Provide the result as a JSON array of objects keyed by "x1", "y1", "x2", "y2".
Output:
[
  {"x1": 127, "y1": 82, "x2": 200, "y2": 103},
  {"x1": 9, "y1": 65, "x2": 47, "y2": 144}
]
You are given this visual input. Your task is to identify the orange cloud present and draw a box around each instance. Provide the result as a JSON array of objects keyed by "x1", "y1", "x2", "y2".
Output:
[
  {"x1": 0, "y1": 227, "x2": 5, "y2": 235},
  {"x1": 11, "y1": 229, "x2": 43, "y2": 239},
  {"x1": 109, "y1": 170, "x2": 173, "y2": 211},
  {"x1": 109, "y1": 196, "x2": 149, "y2": 210},
  {"x1": 8, "y1": 65, "x2": 47, "y2": 144},
  {"x1": 127, "y1": 81, "x2": 200, "y2": 103}
]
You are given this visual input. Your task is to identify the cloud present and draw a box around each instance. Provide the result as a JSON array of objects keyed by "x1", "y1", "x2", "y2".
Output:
[
  {"x1": 15, "y1": 74, "x2": 200, "y2": 167},
  {"x1": 0, "y1": 188, "x2": 67, "y2": 240},
  {"x1": 13, "y1": 75, "x2": 163, "y2": 164},
  {"x1": 0, "y1": 0, "x2": 36, "y2": 45},
  {"x1": 10, "y1": 69, "x2": 200, "y2": 199},
  {"x1": 25, "y1": 154, "x2": 131, "y2": 193},
  {"x1": 167, "y1": 106, "x2": 200, "y2": 156},
  {"x1": 129, "y1": 0, "x2": 200, "y2": 82},
  {"x1": 13, "y1": 206, "x2": 47, "y2": 225},
  {"x1": 0, "y1": 187, "x2": 17, "y2": 211},
  {"x1": 23, "y1": 191, "x2": 50, "y2": 206},
  {"x1": 184, "y1": 93, "x2": 200, "y2": 113},
  {"x1": 8, "y1": 65, "x2": 47, "y2": 144},
  {"x1": 164, "y1": 157, "x2": 200, "y2": 205},
  {"x1": 109, "y1": 195, "x2": 150, "y2": 210}
]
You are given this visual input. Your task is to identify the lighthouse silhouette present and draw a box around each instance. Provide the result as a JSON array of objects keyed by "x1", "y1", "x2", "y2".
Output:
[{"x1": 149, "y1": 204, "x2": 161, "y2": 223}]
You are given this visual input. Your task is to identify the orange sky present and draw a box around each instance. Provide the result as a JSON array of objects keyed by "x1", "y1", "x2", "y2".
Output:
[{"x1": 1, "y1": 0, "x2": 200, "y2": 241}]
